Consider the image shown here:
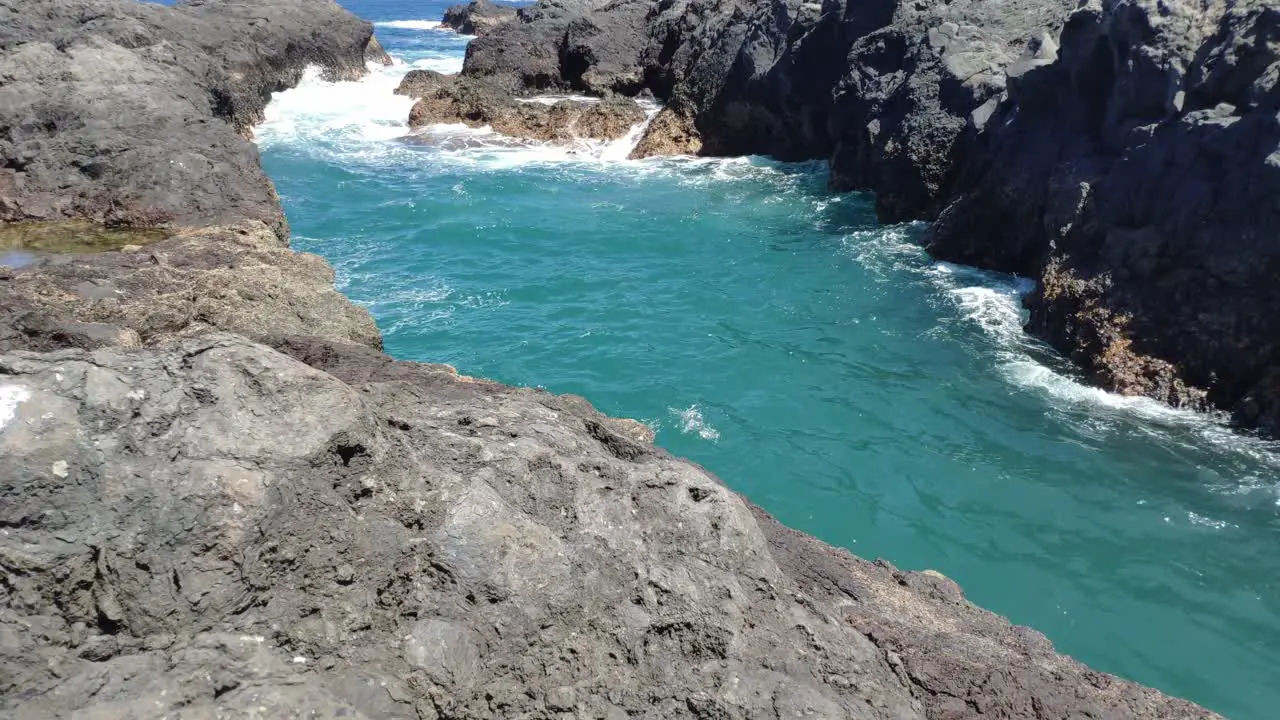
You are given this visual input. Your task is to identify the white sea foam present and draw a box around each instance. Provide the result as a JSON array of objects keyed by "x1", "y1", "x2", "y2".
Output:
[
  {"x1": 915, "y1": 257, "x2": 1280, "y2": 474},
  {"x1": 255, "y1": 60, "x2": 675, "y2": 171},
  {"x1": 408, "y1": 55, "x2": 466, "y2": 75},
  {"x1": 255, "y1": 64, "x2": 418, "y2": 151},
  {"x1": 373, "y1": 20, "x2": 443, "y2": 31},
  {"x1": 0, "y1": 385, "x2": 31, "y2": 433},
  {"x1": 1187, "y1": 511, "x2": 1237, "y2": 530},
  {"x1": 670, "y1": 404, "x2": 720, "y2": 441}
]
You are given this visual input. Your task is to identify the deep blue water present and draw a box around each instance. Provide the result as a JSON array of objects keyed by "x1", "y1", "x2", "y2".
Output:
[{"x1": 236, "y1": 1, "x2": 1280, "y2": 716}]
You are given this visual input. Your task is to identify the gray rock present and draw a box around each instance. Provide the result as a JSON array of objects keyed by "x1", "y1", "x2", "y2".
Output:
[
  {"x1": 0, "y1": 221, "x2": 381, "y2": 353},
  {"x1": 462, "y1": 0, "x2": 654, "y2": 94},
  {"x1": 0, "y1": 0, "x2": 381, "y2": 236},
  {"x1": 828, "y1": 0, "x2": 1076, "y2": 221},
  {"x1": 0, "y1": 0, "x2": 1233, "y2": 717},
  {"x1": 0, "y1": 333, "x2": 1220, "y2": 719}
]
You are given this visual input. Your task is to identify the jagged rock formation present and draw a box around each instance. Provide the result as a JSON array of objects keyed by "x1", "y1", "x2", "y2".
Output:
[
  {"x1": 458, "y1": 0, "x2": 1280, "y2": 435},
  {"x1": 929, "y1": 0, "x2": 1280, "y2": 433},
  {"x1": 460, "y1": 0, "x2": 1074, "y2": 217},
  {"x1": 0, "y1": 0, "x2": 1228, "y2": 717},
  {"x1": 397, "y1": 70, "x2": 646, "y2": 142},
  {"x1": 441, "y1": 0, "x2": 520, "y2": 36}
]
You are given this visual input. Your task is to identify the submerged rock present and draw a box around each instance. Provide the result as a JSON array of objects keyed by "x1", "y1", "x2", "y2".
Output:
[{"x1": 441, "y1": 0, "x2": 520, "y2": 36}]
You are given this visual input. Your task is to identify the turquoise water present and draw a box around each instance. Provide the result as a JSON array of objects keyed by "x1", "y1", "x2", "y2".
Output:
[{"x1": 255, "y1": 3, "x2": 1280, "y2": 716}]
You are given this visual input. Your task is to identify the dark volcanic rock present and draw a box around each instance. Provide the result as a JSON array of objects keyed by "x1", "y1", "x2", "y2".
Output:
[
  {"x1": 461, "y1": 0, "x2": 1280, "y2": 434},
  {"x1": 461, "y1": 0, "x2": 1068, "y2": 204},
  {"x1": 0, "y1": 0, "x2": 380, "y2": 236},
  {"x1": 929, "y1": 0, "x2": 1280, "y2": 430},
  {"x1": 441, "y1": 0, "x2": 520, "y2": 36},
  {"x1": 462, "y1": 0, "x2": 654, "y2": 93},
  {"x1": 828, "y1": 0, "x2": 1075, "y2": 221},
  {"x1": 0, "y1": 332, "x2": 1219, "y2": 719}
]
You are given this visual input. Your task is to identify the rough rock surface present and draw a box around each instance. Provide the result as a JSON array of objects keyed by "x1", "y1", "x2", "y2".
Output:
[
  {"x1": 399, "y1": 70, "x2": 646, "y2": 142},
  {"x1": 0, "y1": 333, "x2": 1218, "y2": 719},
  {"x1": 628, "y1": 107, "x2": 703, "y2": 158},
  {"x1": 827, "y1": 0, "x2": 1076, "y2": 221},
  {"x1": 442, "y1": 0, "x2": 520, "y2": 36},
  {"x1": 462, "y1": 0, "x2": 654, "y2": 94},
  {"x1": 459, "y1": 0, "x2": 1070, "y2": 204},
  {"x1": 0, "y1": 0, "x2": 380, "y2": 236},
  {"x1": 929, "y1": 0, "x2": 1280, "y2": 432},
  {"x1": 0, "y1": 221, "x2": 380, "y2": 353}
]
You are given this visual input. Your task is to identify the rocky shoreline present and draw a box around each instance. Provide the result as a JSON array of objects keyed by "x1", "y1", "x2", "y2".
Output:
[
  {"x1": 0, "y1": 0, "x2": 1221, "y2": 717},
  {"x1": 447, "y1": 0, "x2": 1280, "y2": 437}
]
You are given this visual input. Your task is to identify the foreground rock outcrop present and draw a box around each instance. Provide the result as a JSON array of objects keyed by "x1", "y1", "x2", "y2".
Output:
[
  {"x1": 0, "y1": 0, "x2": 1226, "y2": 717},
  {"x1": 0, "y1": 221, "x2": 380, "y2": 353},
  {"x1": 458, "y1": 0, "x2": 1280, "y2": 436},
  {"x1": 0, "y1": 333, "x2": 1218, "y2": 719}
]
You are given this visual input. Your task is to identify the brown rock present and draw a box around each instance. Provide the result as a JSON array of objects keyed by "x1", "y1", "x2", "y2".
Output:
[
  {"x1": 575, "y1": 99, "x2": 646, "y2": 140},
  {"x1": 0, "y1": 221, "x2": 381, "y2": 353},
  {"x1": 404, "y1": 75, "x2": 644, "y2": 143},
  {"x1": 628, "y1": 107, "x2": 702, "y2": 159}
]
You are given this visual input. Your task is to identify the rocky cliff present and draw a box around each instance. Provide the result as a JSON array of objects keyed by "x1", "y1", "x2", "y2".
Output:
[
  {"x1": 929, "y1": 0, "x2": 1280, "y2": 434},
  {"x1": 0, "y1": 0, "x2": 1223, "y2": 717},
  {"x1": 459, "y1": 0, "x2": 1280, "y2": 436}
]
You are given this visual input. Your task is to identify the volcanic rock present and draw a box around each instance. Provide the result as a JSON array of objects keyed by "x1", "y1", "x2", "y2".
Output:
[
  {"x1": 0, "y1": 0, "x2": 381, "y2": 237},
  {"x1": 929, "y1": 0, "x2": 1280, "y2": 431},
  {"x1": 441, "y1": 0, "x2": 520, "y2": 36}
]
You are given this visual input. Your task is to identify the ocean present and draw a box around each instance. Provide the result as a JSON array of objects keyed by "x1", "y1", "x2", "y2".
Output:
[{"x1": 242, "y1": 1, "x2": 1279, "y2": 716}]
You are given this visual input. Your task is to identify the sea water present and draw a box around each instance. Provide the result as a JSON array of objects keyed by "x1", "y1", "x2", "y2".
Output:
[{"x1": 246, "y1": 2, "x2": 1279, "y2": 716}]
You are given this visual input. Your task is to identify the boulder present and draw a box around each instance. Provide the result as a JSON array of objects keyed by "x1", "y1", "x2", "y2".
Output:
[
  {"x1": 628, "y1": 107, "x2": 702, "y2": 158},
  {"x1": 441, "y1": 0, "x2": 520, "y2": 36}
]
